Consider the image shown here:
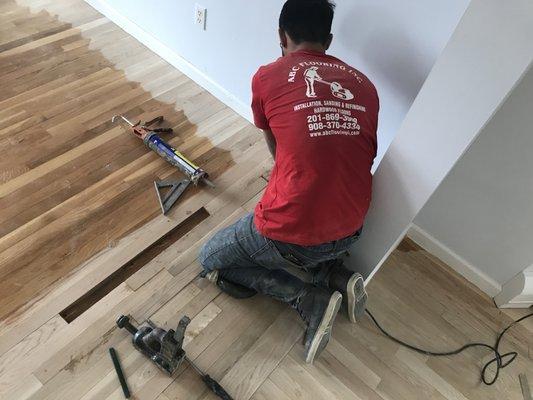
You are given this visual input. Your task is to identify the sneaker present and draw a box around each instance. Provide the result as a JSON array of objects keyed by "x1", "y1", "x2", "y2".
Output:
[
  {"x1": 296, "y1": 288, "x2": 342, "y2": 364},
  {"x1": 329, "y1": 265, "x2": 367, "y2": 323},
  {"x1": 203, "y1": 270, "x2": 257, "y2": 299},
  {"x1": 204, "y1": 270, "x2": 219, "y2": 283}
]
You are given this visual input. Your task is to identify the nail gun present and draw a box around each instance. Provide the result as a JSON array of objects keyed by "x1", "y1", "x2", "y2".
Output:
[
  {"x1": 112, "y1": 114, "x2": 214, "y2": 214},
  {"x1": 117, "y1": 315, "x2": 233, "y2": 400}
]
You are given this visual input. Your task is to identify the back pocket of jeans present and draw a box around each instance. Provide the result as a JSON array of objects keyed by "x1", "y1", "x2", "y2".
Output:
[{"x1": 270, "y1": 241, "x2": 312, "y2": 268}]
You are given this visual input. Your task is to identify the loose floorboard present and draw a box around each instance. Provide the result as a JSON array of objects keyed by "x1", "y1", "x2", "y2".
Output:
[{"x1": 1, "y1": 1, "x2": 532, "y2": 399}]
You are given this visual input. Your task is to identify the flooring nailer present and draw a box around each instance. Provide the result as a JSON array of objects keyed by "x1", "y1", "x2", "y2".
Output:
[
  {"x1": 112, "y1": 114, "x2": 214, "y2": 214},
  {"x1": 116, "y1": 315, "x2": 232, "y2": 399}
]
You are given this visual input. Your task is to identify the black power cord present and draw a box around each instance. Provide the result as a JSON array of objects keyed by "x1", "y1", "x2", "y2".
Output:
[{"x1": 365, "y1": 309, "x2": 533, "y2": 385}]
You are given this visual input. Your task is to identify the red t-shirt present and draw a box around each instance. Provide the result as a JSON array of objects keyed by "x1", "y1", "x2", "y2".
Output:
[{"x1": 252, "y1": 50, "x2": 379, "y2": 246}]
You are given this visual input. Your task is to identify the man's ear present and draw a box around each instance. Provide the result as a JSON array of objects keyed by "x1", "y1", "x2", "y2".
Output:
[
  {"x1": 324, "y1": 33, "x2": 333, "y2": 50},
  {"x1": 278, "y1": 28, "x2": 288, "y2": 49}
]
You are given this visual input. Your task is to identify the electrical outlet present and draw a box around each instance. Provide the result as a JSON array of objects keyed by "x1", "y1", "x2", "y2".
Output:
[{"x1": 195, "y1": 4, "x2": 207, "y2": 30}]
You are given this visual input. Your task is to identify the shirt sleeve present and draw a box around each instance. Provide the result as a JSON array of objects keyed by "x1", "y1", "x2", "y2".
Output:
[{"x1": 251, "y1": 69, "x2": 270, "y2": 130}]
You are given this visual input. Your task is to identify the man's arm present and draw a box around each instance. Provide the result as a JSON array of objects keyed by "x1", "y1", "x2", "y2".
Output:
[
  {"x1": 262, "y1": 129, "x2": 276, "y2": 159},
  {"x1": 251, "y1": 70, "x2": 275, "y2": 159}
]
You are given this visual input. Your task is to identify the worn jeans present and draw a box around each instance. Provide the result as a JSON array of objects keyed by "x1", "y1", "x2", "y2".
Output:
[{"x1": 199, "y1": 213, "x2": 361, "y2": 305}]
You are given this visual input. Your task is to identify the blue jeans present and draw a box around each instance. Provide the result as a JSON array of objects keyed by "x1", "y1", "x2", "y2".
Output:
[{"x1": 199, "y1": 213, "x2": 361, "y2": 305}]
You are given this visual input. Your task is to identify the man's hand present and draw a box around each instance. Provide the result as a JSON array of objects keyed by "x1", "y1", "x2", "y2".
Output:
[{"x1": 262, "y1": 130, "x2": 277, "y2": 159}]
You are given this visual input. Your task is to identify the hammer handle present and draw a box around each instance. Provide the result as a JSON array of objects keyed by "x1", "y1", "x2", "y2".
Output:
[
  {"x1": 202, "y1": 374, "x2": 233, "y2": 400},
  {"x1": 109, "y1": 347, "x2": 131, "y2": 399}
]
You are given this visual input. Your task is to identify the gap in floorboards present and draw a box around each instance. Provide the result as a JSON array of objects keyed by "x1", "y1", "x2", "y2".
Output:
[{"x1": 59, "y1": 207, "x2": 210, "y2": 323}]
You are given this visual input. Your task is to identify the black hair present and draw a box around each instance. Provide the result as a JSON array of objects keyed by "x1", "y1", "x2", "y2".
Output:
[{"x1": 279, "y1": 0, "x2": 335, "y2": 45}]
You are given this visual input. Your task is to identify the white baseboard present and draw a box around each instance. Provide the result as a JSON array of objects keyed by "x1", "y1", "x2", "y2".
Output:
[
  {"x1": 84, "y1": 0, "x2": 253, "y2": 123},
  {"x1": 494, "y1": 269, "x2": 533, "y2": 308},
  {"x1": 407, "y1": 224, "x2": 502, "y2": 297}
]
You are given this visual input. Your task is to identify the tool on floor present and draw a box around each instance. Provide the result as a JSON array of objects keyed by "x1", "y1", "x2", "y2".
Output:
[
  {"x1": 109, "y1": 347, "x2": 131, "y2": 399},
  {"x1": 112, "y1": 114, "x2": 214, "y2": 215},
  {"x1": 117, "y1": 315, "x2": 233, "y2": 400},
  {"x1": 520, "y1": 374, "x2": 532, "y2": 400}
]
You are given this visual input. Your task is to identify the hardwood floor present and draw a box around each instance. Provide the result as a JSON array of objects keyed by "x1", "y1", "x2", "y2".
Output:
[
  {"x1": 1, "y1": 1, "x2": 531, "y2": 399},
  {"x1": 0, "y1": 0, "x2": 243, "y2": 320}
]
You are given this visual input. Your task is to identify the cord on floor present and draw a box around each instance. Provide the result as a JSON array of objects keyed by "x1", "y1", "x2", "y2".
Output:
[{"x1": 365, "y1": 308, "x2": 533, "y2": 385}]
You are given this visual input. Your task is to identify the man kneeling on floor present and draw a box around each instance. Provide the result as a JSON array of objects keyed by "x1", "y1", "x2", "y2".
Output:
[{"x1": 199, "y1": 0, "x2": 379, "y2": 363}]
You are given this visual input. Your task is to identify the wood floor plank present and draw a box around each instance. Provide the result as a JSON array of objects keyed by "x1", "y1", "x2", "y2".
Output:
[
  {"x1": 217, "y1": 308, "x2": 303, "y2": 400},
  {"x1": 269, "y1": 356, "x2": 339, "y2": 400},
  {"x1": 3, "y1": 374, "x2": 42, "y2": 400},
  {"x1": 251, "y1": 379, "x2": 293, "y2": 400},
  {"x1": 326, "y1": 337, "x2": 381, "y2": 390},
  {"x1": 0, "y1": 282, "x2": 133, "y2": 398}
]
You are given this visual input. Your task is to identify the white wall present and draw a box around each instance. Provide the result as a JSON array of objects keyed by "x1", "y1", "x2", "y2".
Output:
[
  {"x1": 85, "y1": 0, "x2": 468, "y2": 165},
  {"x1": 344, "y1": 0, "x2": 533, "y2": 280},
  {"x1": 414, "y1": 64, "x2": 533, "y2": 288}
]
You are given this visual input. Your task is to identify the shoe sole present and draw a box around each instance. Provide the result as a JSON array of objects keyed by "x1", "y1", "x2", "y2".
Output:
[
  {"x1": 305, "y1": 291, "x2": 342, "y2": 364},
  {"x1": 346, "y1": 273, "x2": 367, "y2": 323},
  {"x1": 205, "y1": 270, "x2": 219, "y2": 284}
]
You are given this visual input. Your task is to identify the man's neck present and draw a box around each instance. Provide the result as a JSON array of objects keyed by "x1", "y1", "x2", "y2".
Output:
[{"x1": 286, "y1": 42, "x2": 326, "y2": 55}]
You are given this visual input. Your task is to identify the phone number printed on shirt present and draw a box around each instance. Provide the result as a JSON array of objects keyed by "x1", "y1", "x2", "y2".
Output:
[{"x1": 307, "y1": 113, "x2": 360, "y2": 135}]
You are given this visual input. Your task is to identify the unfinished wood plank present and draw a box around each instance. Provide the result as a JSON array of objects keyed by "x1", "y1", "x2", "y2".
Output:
[
  {"x1": 183, "y1": 303, "x2": 222, "y2": 347},
  {"x1": 286, "y1": 349, "x2": 366, "y2": 400},
  {"x1": 162, "y1": 365, "x2": 208, "y2": 400},
  {"x1": 251, "y1": 379, "x2": 293, "y2": 400},
  {"x1": 195, "y1": 295, "x2": 284, "y2": 380},
  {"x1": 0, "y1": 283, "x2": 133, "y2": 398},
  {"x1": 0, "y1": 315, "x2": 66, "y2": 384},
  {"x1": 218, "y1": 307, "x2": 304, "y2": 400},
  {"x1": 149, "y1": 283, "x2": 203, "y2": 326},
  {"x1": 396, "y1": 347, "x2": 470, "y2": 400},
  {"x1": 269, "y1": 357, "x2": 337, "y2": 400},
  {"x1": 326, "y1": 337, "x2": 381, "y2": 390},
  {"x1": 3, "y1": 374, "x2": 42, "y2": 400},
  {"x1": 76, "y1": 345, "x2": 145, "y2": 400}
]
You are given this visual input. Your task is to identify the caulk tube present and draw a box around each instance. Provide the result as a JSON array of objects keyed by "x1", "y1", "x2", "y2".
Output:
[{"x1": 143, "y1": 132, "x2": 205, "y2": 182}]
